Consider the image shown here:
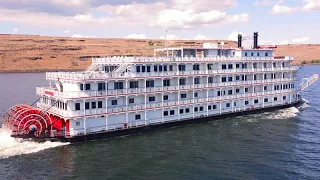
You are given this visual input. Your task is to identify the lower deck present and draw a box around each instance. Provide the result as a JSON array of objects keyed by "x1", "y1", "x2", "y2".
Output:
[{"x1": 13, "y1": 100, "x2": 301, "y2": 142}]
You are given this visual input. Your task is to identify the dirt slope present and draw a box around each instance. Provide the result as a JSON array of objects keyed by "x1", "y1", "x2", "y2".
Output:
[{"x1": 0, "y1": 34, "x2": 318, "y2": 72}]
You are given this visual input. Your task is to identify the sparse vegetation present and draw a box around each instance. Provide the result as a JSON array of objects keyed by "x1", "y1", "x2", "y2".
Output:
[
  {"x1": 301, "y1": 60, "x2": 308, "y2": 65},
  {"x1": 311, "y1": 60, "x2": 320, "y2": 64},
  {"x1": 148, "y1": 40, "x2": 154, "y2": 46},
  {"x1": 71, "y1": 61, "x2": 78, "y2": 66}
]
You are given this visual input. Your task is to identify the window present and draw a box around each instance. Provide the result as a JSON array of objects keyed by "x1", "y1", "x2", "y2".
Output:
[
  {"x1": 186, "y1": 108, "x2": 190, "y2": 113},
  {"x1": 164, "y1": 111, "x2": 168, "y2": 116},
  {"x1": 111, "y1": 100, "x2": 117, "y2": 106},
  {"x1": 163, "y1": 65, "x2": 167, "y2": 71},
  {"x1": 242, "y1": 63, "x2": 247, "y2": 69},
  {"x1": 98, "y1": 101, "x2": 102, "y2": 108},
  {"x1": 254, "y1": 99, "x2": 259, "y2": 104},
  {"x1": 147, "y1": 66, "x2": 151, "y2": 72},
  {"x1": 114, "y1": 82, "x2": 123, "y2": 89},
  {"x1": 257, "y1": 52, "x2": 260, "y2": 56},
  {"x1": 222, "y1": 77, "x2": 227, "y2": 82},
  {"x1": 80, "y1": 84, "x2": 83, "y2": 90},
  {"x1": 91, "y1": 102, "x2": 96, "y2": 109},
  {"x1": 159, "y1": 65, "x2": 163, "y2": 72},
  {"x1": 254, "y1": 75, "x2": 257, "y2": 81},
  {"x1": 264, "y1": 86, "x2": 267, "y2": 91},
  {"x1": 282, "y1": 62, "x2": 285, "y2": 68},
  {"x1": 263, "y1": 63, "x2": 267, "y2": 68},
  {"x1": 207, "y1": 64, "x2": 213, "y2": 70},
  {"x1": 169, "y1": 65, "x2": 173, "y2": 71},
  {"x1": 85, "y1": 84, "x2": 91, "y2": 90},
  {"x1": 251, "y1": 52, "x2": 254, "y2": 56},
  {"x1": 136, "y1": 66, "x2": 140, "y2": 72},
  {"x1": 228, "y1": 77, "x2": 233, "y2": 82},
  {"x1": 146, "y1": 80, "x2": 154, "y2": 88},
  {"x1": 245, "y1": 52, "x2": 248, "y2": 56},
  {"x1": 212, "y1": 105, "x2": 217, "y2": 109},
  {"x1": 200, "y1": 107, "x2": 204, "y2": 111},
  {"x1": 130, "y1": 81, "x2": 139, "y2": 88},
  {"x1": 129, "y1": 98, "x2": 134, "y2": 104},
  {"x1": 228, "y1": 64, "x2": 233, "y2": 69},
  {"x1": 245, "y1": 101, "x2": 249, "y2": 105},
  {"x1": 264, "y1": 98, "x2": 268, "y2": 103},
  {"x1": 154, "y1": 65, "x2": 158, "y2": 72},
  {"x1": 178, "y1": 64, "x2": 185, "y2": 71},
  {"x1": 283, "y1": 96, "x2": 287, "y2": 100},
  {"x1": 208, "y1": 105, "x2": 212, "y2": 110},
  {"x1": 142, "y1": 66, "x2": 145, "y2": 72},
  {"x1": 181, "y1": 93, "x2": 187, "y2": 99},
  {"x1": 217, "y1": 91, "x2": 221, "y2": 96},
  {"x1": 75, "y1": 103, "x2": 80, "y2": 110},
  {"x1": 194, "y1": 77, "x2": 200, "y2": 84},
  {"x1": 236, "y1": 89, "x2": 240, "y2": 93},
  {"x1": 163, "y1": 95, "x2": 169, "y2": 101},
  {"x1": 179, "y1": 78, "x2": 186, "y2": 85},
  {"x1": 163, "y1": 79, "x2": 170, "y2": 87},
  {"x1": 264, "y1": 74, "x2": 267, "y2": 80},
  {"x1": 193, "y1": 64, "x2": 200, "y2": 70},
  {"x1": 149, "y1": 96, "x2": 155, "y2": 102},
  {"x1": 274, "y1": 97, "x2": 278, "y2": 101},
  {"x1": 226, "y1": 103, "x2": 230, "y2": 108},
  {"x1": 180, "y1": 109, "x2": 184, "y2": 114},
  {"x1": 234, "y1": 102, "x2": 237, "y2": 107},
  {"x1": 236, "y1": 64, "x2": 240, "y2": 69},
  {"x1": 228, "y1": 90, "x2": 233, "y2": 95},
  {"x1": 222, "y1": 64, "x2": 227, "y2": 69},
  {"x1": 245, "y1": 88, "x2": 249, "y2": 93},
  {"x1": 76, "y1": 121, "x2": 80, "y2": 126},
  {"x1": 253, "y1": 63, "x2": 257, "y2": 68},
  {"x1": 135, "y1": 114, "x2": 141, "y2": 120},
  {"x1": 194, "y1": 107, "x2": 198, "y2": 112},
  {"x1": 273, "y1": 63, "x2": 276, "y2": 68},
  {"x1": 170, "y1": 110, "x2": 175, "y2": 115},
  {"x1": 194, "y1": 92, "x2": 198, "y2": 98},
  {"x1": 265, "y1": 52, "x2": 268, "y2": 56},
  {"x1": 85, "y1": 102, "x2": 90, "y2": 109},
  {"x1": 208, "y1": 77, "x2": 214, "y2": 83},
  {"x1": 236, "y1": 76, "x2": 240, "y2": 81},
  {"x1": 98, "y1": 83, "x2": 106, "y2": 91}
]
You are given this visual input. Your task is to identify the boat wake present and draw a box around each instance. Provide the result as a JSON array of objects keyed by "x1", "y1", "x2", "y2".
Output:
[
  {"x1": 267, "y1": 107, "x2": 300, "y2": 119},
  {"x1": 0, "y1": 129, "x2": 69, "y2": 159}
]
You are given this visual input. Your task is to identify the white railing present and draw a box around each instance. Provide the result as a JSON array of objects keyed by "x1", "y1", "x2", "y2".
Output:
[
  {"x1": 37, "y1": 78, "x2": 296, "y2": 99},
  {"x1": 37, "y1": 89, "x2": 297, "y2": 119},
  {"x1": 46, "y1": 67, "x2": 299, "y2": 81},
  {"x1": 92, "y1": 56, "x2": 294, "y2": 64}
]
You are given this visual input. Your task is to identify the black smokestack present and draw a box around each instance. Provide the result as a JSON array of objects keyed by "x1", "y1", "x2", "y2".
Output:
[
  {"x1": 253, "y1": 32, "x2": 258, "y2": 49},
  {"x1": 237, "y1": 34, "x2": 242, "y2": 48}
]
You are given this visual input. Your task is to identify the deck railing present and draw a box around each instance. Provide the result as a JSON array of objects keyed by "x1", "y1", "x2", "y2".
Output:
[{"x1": 37, "y1": 78, "x2": 296, "y2": 99}]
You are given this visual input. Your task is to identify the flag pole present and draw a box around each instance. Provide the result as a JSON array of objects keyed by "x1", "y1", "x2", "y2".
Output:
[{"x1": 166, "y1": 29, "x2": 168, "y2": 57}]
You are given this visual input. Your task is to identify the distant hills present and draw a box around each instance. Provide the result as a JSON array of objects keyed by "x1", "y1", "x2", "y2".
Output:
[{"x1": 0, "y1": 34, "x2": 319, "y2": 72}]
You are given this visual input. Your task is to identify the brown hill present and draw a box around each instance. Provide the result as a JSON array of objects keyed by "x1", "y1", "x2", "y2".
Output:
[{"x1": 0, "y1": 35, "x2": 319, "y2": 72}]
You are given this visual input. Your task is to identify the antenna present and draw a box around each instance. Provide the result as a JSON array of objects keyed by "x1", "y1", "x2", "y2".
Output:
[{"x1": 165, "y1": 29, "x2": 168, "y2": 57}]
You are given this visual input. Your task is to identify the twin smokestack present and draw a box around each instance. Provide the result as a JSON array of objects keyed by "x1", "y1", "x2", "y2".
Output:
[{"x1": 237, "y1": 32, "x2": 259, "y2": 49}]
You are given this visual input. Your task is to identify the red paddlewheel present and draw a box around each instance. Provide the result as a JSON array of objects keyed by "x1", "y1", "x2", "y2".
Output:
[{"x1": 2, "y1": 104, "x2": 52, "y2": 136}]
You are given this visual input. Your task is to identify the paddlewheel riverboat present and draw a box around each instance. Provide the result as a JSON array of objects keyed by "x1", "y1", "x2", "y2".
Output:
[{"x1": 2, "y1": 32, "x2": 318, "y2": 142}]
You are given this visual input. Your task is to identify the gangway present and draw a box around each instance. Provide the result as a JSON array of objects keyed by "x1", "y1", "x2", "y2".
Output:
[{"x1": 299, "y1": 74, "x2": 319, "y2": 92}]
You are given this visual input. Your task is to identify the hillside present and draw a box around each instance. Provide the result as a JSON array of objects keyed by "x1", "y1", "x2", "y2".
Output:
[{"x1": 0, "y1": 34, "x2": 319, "y2": 72}]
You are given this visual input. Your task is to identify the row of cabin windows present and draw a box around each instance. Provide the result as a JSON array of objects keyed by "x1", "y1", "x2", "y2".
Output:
[
  {"x1": 244, "y1": 52, "x2": 269, "y2": 57},
  {"x1": 274, "y1": 84, "x2": 294, "y2": 90},
  {"x1": 136, "y1": 65, "x2": 173, "y2": 73},
  {"x1": 80, "y1": 83, "x2": 106, "y2": 91},
  {"x1": 75, "y1": 101, "x2": 103, "y2": 110},
  {"x1": 222, "y1": 62, "x2": 284, "y2": 70},
  {"x1": 42, "y1": 97, "x2": 67, "y2": 110}
]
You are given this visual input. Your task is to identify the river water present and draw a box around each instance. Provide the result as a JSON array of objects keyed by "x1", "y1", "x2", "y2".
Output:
[{"x1": 0, "y1": 66, "x2": 319, "y2": 180}]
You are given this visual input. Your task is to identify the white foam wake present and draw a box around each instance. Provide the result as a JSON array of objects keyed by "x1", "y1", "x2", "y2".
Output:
[
  {"x1": 0, "y1": 129, "x2": 69, "y2": 159},
  {"x1": 266, "y1": 107, "x2": 300, "y2": 119}
]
